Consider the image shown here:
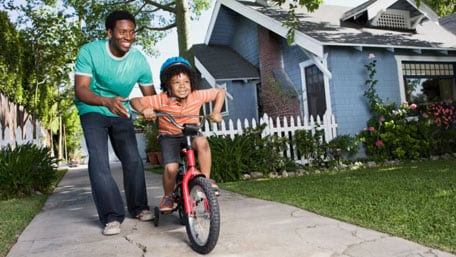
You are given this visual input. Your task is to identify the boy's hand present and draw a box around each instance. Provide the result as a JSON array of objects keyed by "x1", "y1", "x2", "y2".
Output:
[
  {"x1": 143, "y1": 108, "x2": 157, "y2": 121},
  {"x1": 209, "y1": 113, "x2": 222, "y2": 122}
]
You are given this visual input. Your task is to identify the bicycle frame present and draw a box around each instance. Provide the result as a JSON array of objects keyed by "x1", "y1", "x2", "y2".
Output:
[
  {"x1": 154, "y1": 112, "x2": 208, "y2": 215},
  {"x1": 181, "y1": 137, "x2": 204, "y2": 214},
  {"x1": 139, "y1": 110, "x2": 221, "y2": 254}
]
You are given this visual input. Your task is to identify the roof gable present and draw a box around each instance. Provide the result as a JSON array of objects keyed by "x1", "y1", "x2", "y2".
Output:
[
  {"x1": 205, "y1": 0, "x2": 456, "y2": 54},
  {"x1": 341, "y1": 0, "x2": 439, "y2": 31}
]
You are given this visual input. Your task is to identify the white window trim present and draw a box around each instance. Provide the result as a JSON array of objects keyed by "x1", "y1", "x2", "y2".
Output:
[
  {"x1": 299, "y1": 59, "x2": 332, "y2": 120},
  {"x1": 203, "y1": 82, "x2": 229, "y2": 117},
  {"x1": 394, "y1": 55, "x2": 456, "y2": 102},
  {"x1": 299, "y1": 60, "x2": 313, "y2": 118}
]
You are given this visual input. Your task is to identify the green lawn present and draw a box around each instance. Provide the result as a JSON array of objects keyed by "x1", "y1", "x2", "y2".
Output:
[
  {"x1": 221, "y1": 160, "x2": 456, "y2": 254},
  {"x1": 0, "y1": 169, "x2": 66, "y2": 257},
  {"x1": 0, "y1": 195, "x2": 48, "y2": 257}
]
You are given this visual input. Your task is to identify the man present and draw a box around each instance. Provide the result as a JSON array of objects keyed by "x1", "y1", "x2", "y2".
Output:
[{"x1": 74, "y1": 10, "x2": 155, "y2": 236}]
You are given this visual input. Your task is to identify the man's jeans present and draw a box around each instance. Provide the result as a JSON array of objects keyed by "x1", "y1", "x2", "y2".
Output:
[{"x1": 80, "y1": 113, "x2": 149, "y2": 225}]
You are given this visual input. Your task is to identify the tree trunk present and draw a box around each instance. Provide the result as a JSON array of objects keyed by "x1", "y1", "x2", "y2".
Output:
[{"x1": 175, "y1": 0, "x2": 194, "y2": 63}]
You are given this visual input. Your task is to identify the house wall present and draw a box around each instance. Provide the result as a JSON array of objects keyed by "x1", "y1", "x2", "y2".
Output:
[
  {"x1": 327, "y1": 47, "x2": 401, "y2": 136},
  {"x1": 282, "y1": 41, "x2": 309, "y2": 94},
  {"x1": 224, "y1": 80, "x2": 259, "y2": 124},
  {"x1": 200, "y1": 79, "x2": 258, "y2": 126},
  {"x1": 230, "y1": 18, "x2": 259, "y2": 67},
  {"x1": 208, "y1": 7, "x2": 238, "y2": 45}
]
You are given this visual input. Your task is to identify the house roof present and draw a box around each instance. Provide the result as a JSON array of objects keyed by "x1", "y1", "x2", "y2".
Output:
[
  {"x1": 206, "y1": 0, "x2": 456, "y2": 57},
  {"x1": 192, "y1": 44, "x2": 259, "y2": 81},
  {"x1": 440, "y1": 14, "x2": 456, "y2": 35},
  {"x1": 341, "y1": 0, "x2": 438, "y2": 24}
]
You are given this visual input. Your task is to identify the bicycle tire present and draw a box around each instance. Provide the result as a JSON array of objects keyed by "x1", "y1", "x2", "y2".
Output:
[{"x1": 185, "y1": 176, "x2": 220, "y2": 254}]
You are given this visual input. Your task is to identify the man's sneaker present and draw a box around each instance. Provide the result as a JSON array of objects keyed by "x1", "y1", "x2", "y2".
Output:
[
  {"x1": 136, "y1": 209, "x2": 154, "y2": 221},
  {"x1": 159, "y1": 195, "x2": 174, "y2": 212},
  {"x1": 103, "y1": 221, "x2": 120, "y2": 236}
]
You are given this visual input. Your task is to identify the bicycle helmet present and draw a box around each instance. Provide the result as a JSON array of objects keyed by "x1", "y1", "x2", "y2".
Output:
[{"x1": 159, "y1": 56, "x2": 198, "y2": 95}]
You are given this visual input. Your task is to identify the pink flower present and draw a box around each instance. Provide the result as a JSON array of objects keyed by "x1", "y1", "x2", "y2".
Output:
[
  {"x1": 368, "y1": 126, "x2": 375, "y2": 132},
  {"x1": 410, "y1": 103, "x2": 417, "y2": 110},
  {"x1": 375, "y1": 140, "x2": 383, "y2": 147},
  {"x1": 379, "y1": 116, "x2": 385, "y2": 122},
  {"x1": 368, "y1": 53, "x2": 376, "y2": 59},
  {"x1": 402, "y1": 100, "x2": 408, "y2": 105}
]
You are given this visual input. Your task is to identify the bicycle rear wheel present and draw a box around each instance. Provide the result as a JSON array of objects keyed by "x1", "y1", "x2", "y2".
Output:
[{"x1": 185, "y1": 176, "x2": 220, "y2": 254}]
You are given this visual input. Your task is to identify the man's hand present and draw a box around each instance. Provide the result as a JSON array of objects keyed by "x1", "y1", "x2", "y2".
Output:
[{"x1": 104, "y1": 96, "x2": 129, "y2": 118}]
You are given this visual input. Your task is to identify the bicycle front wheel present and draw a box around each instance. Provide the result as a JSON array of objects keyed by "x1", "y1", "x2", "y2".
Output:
[{"x1": 185, "y1": 176, "x2": 220, "y2": 254}]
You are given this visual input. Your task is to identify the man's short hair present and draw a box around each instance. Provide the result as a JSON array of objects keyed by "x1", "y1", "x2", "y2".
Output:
[{"x1": 105, "y1": 10, "x2": 136, "y2": 31}]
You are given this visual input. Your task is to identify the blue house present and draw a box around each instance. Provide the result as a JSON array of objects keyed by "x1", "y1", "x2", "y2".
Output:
[{"x1": 192, "y1": 0, "x2": 456, "y2": 137}]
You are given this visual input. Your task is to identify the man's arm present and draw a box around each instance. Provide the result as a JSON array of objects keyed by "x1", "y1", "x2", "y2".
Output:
[
  {"x1": 74, "y1": 74, "x2": 129, "y2": 117},
  {"x1": 139, "y1": 85, "x2": 156, "y2": 96}
]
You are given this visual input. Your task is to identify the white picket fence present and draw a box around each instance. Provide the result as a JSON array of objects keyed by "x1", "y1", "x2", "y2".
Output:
[{"x1": 200, "y1": 112, "x2": 338, "y2": 163}]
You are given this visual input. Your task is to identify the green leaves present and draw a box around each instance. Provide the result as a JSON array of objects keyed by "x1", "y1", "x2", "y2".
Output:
[
  {"x1": 208, "y1": 124, "x2": 292, "y2": 182},
  {"x1": 0, "y1": 143, "x2": 59, "y2": 200}
]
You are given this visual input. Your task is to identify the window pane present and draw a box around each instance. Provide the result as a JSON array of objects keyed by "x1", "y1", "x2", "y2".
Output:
[
  {"x1": 305, "y1": 65, "x2": 326, "y2": 118},
  {"x1": 405, "y1": 78, "x2": 455, "y2": 105}
]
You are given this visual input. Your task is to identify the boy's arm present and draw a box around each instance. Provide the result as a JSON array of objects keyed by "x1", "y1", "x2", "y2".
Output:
[
  {"x1": 131, "y1": 97, "x2": 157, "y2": 120},
  {"x1": 210, "y1": 88, "x2": 226, "y2": 122},
  {"x1": 130, "y1": 97, "x2": 145, "y2": 113}
]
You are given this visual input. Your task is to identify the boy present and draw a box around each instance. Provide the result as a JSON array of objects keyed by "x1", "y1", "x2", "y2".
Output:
[{"x1": 130, "y1": 56, "x2": 225, "y2": 211}]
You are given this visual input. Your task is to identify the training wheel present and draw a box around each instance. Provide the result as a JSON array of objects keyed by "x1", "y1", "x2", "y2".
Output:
[{"x1": 153, "y1": 206, "x2": 160, "y2": 227}]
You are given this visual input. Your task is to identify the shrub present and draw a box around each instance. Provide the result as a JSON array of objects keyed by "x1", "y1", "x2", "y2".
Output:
[
  {"x1": 209, "y1": 124, "x2": 291, "y2": 182},
  {"x1": 357, "y1": 53, "x2": 434, "y2": 161},
  {"x1": 0, "y1": 143, "x2": 58, "y2": 200},
  {"x1": 294, "y1": 127, "x2": 327, "y2": 166},
  {"x1": 327, "y1": 134, "x2": 359, "y2": 161},
  {"x1": 208, "y1": 135, "x2": 248, "y2": 182}
]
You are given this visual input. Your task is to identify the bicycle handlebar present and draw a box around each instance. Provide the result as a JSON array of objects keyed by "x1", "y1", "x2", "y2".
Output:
[{"x1": 134, "y1": 110, "x2": 215, "y2": 130}]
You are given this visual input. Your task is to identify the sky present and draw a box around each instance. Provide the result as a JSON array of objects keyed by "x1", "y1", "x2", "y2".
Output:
[{"x1": 130, "y1": 0, "x2": 367, "y2": 97}]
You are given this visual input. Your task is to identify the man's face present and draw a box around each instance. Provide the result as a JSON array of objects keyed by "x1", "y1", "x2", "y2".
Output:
[{"x1": 107, "y1": 19, "x2": 136, "y2": 57}]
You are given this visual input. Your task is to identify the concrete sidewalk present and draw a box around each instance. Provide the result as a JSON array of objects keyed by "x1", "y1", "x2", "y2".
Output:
[{"x1": 6, "y1": 162, "x2": 456, "y2": 257}]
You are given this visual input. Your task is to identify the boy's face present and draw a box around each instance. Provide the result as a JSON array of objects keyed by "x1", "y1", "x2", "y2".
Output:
[{"x1": 169, "y1": 72, "x2": 191, "y2": 99}]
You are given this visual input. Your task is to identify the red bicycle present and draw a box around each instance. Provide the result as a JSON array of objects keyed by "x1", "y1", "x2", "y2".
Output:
[{"x1": 151, "y1": 112, "x2": 220, "y2": 254}]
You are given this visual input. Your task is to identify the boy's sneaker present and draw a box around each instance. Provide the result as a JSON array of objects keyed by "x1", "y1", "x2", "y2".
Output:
[
  {"x1": 136, "y1": 209, "x2": 154, "y2": 221},
  {"x1": 209, "y1": 179, "x2": 220, "y2": 197},
  {"x1": 103, "y1": 221, "x2": 120, "y2": 236},
  {"x1": 159, "y1": 195, "x2": 174, "y2": 212}
]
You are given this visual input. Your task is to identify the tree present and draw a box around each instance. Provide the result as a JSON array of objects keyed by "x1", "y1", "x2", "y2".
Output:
[
  {"x1": 0, "y1": 11, "x2": 28, "y2": 105},
  {"x1": 421, "y1": 0, "x2": 455, "y2": 17},
  {"x1": 2, "y1": 1, "x2": 82, "y2": 160},
  {"x1": 63, "y1": 0, "x2": 211, "y2": 61}
]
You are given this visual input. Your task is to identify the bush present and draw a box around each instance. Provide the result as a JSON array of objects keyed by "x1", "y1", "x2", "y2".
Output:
[
  {"x1": 209, "y1": 124, "x2": 291, "y2": 182},
  {"x1": 358, "y1": 53, "x2": 434, "y2": 161},
  {"x1": 295, "y1": 128, "x2": 327, "y2": 166},
  {"x1": 0, "y1": 143, "x2": 58, "y2": 200}
]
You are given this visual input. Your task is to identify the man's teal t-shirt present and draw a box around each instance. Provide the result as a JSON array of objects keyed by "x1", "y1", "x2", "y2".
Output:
[{"x1": 74, "y1": 39, "x2": 154, "y2": 117}]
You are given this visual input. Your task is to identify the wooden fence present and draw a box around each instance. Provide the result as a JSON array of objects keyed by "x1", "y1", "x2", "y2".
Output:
[
  {"x1": 200, "y1": 112, "x2": 338, "y2": 163},
  {"x1": 0, "y1": 93, "x2": 48, "y2": 149}
]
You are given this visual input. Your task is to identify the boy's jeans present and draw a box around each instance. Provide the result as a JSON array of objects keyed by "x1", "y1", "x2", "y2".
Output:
[{"x1": 80, "y1": 112, "x2": 148, "y2": 225}]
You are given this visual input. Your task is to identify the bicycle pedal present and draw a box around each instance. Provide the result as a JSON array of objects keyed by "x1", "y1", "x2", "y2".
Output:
[{"x1": 161, "y1": 210, "x2": 173, "y2": 215}]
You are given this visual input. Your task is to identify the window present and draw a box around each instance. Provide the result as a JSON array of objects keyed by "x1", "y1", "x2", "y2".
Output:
[
  {"x1": 402, "y1": 62, "x2": 456, "y2": 105},
  {"x1": 202, "y1": 83, "x2": 228, "y2": 116},
  {"x1": 304, "y1": 64, "x2": 326, "y2": 119}
]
